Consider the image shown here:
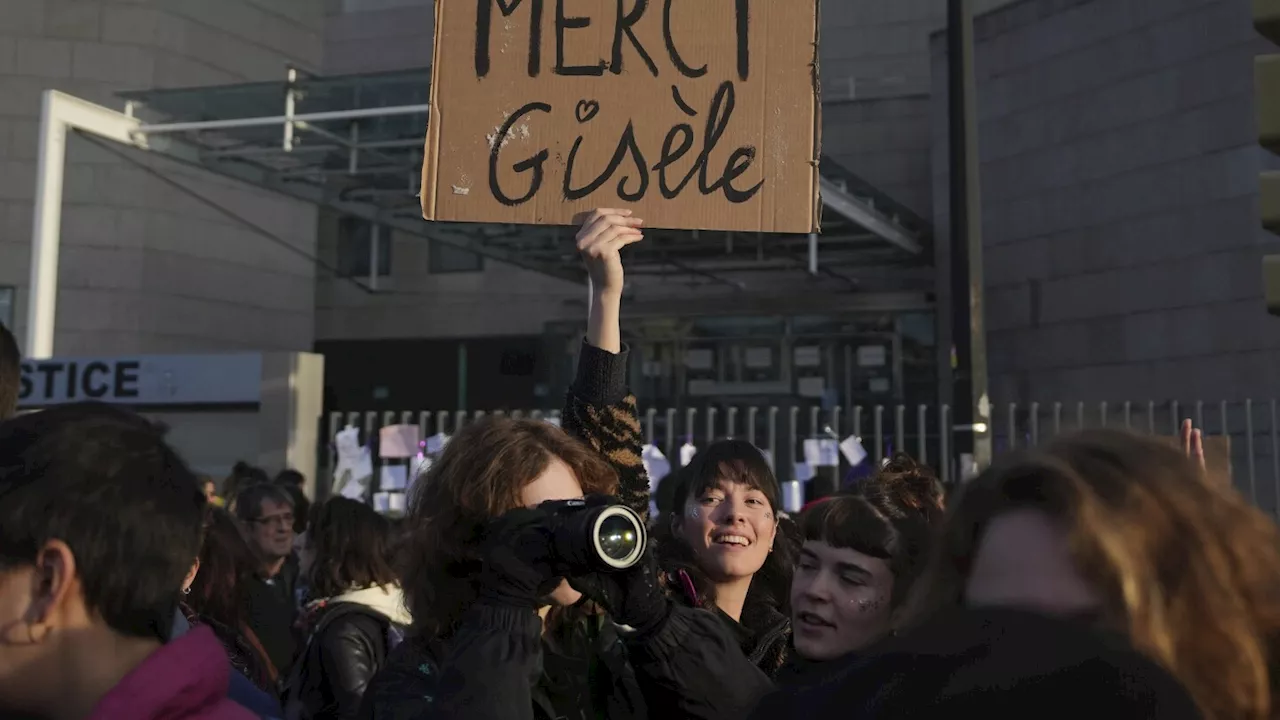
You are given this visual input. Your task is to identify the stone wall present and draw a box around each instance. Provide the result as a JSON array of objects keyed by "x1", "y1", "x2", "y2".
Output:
[
  {"x1": 931, "y1": 0, "x2": 1280, "y2": 403},
  {"x1": 0, "y1": 0, "x2": 323, "y2": 354}
]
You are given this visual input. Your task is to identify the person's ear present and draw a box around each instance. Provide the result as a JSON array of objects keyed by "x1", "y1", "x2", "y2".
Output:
[
  {"x1": 182, "y1": 557, "x2": 200, "y2": 593},
  {"x1": 22, "y1": 541, "x2": 79, "y2": 643}
]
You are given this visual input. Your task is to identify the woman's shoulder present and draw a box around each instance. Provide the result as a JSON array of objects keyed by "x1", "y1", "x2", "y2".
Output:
[{"x1": 313, "y1": 602, "x2": 399, "y2": 649}]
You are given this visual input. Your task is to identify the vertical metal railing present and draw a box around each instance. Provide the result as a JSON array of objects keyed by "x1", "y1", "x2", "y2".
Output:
[{"x1": 322, "y1": 399, "x2": 1280, "y2": 515}]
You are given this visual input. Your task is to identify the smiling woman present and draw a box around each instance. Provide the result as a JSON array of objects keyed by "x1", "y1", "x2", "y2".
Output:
[{"x1": 654, "y1": 439, "x2": 796, "y2": 677}]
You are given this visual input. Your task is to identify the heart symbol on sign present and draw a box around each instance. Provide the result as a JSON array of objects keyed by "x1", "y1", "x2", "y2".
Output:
[{"x1": 575, "y1": 99, "x2": 600, "y2": 124}]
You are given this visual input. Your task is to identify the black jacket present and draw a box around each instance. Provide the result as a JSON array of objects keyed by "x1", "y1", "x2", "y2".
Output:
[
  {"x1": 657, "y1": 554, "x2": 793, "y2": 678},
  {"x1": 749, "y1": 607, "x2": 1203, "y2": 719},
  {"x1": 358, "y1": 602, "x2": 772, "y2": 720},
  {"x1": 246, "y1": 554, "x2": 301, "y2": 675},
  {"x1": 288, "y1": 602, "x2": 404, "y2": 720}
]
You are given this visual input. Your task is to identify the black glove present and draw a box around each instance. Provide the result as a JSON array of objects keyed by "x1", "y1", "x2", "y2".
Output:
[
  {"x1": 569, "y1": 549, "x2": 672, "y2": 637},
  {"x1": 477, "y1": 506, "x2": 562, "y2": 609}
]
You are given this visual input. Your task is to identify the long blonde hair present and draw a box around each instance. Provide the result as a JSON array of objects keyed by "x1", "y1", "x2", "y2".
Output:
[{"x1": 908, "y1": 429, "x2": 1280, "y2": 719}]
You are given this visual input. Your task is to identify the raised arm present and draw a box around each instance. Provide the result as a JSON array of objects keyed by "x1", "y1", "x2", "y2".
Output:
[{"x1": 561, "y1": 209, "x2": 651, "y2": 520}]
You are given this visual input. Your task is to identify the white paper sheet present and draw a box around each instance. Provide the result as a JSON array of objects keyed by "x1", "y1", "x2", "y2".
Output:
[
  {"x1": 379, "y1": 463, "x2": 408, "y2": 491},
  {"x1": 379, "y1": 424, "x2": 420, "y2": 459},
  {"x1": 642, "y1": 445, "x2": 671, "y2": 486},
  {"x1": 839, "y1": 435, "x2": 869, "y2": 466},
  {"x1": 335, "y1": 450, "x2": 373, "y2": 501},
  {"x1": 793, "y1": 462, "x2": 815, "y2": 482},
  {"x1": 424, "y1": 433, "x2": 450, "y2": 454},
  {"x1": 781, "y1": 481, "x2": 805, "y2": 513},
  {"x1": 335, "y1": 425, "x2": 361, "y2": 463},
  {"x1": 680, "y1": 442, "x2": 698, "y2": 467},
  {"x1": 803, "y1": 438, "x2": 840, "y2": 467}
]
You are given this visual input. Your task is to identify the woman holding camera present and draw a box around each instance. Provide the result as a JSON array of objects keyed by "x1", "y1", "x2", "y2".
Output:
[{"x1": 358, "y1": 210, "x2": 772, "y2": 720}]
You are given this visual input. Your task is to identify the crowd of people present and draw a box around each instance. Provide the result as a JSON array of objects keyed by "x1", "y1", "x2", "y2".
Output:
[{"x1": 0, "y1": 209, "x2": 1279, "y2": 719}]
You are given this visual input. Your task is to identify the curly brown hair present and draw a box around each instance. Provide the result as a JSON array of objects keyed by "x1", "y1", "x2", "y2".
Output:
[
  {"x1": 863, "y1": 452, "x2": 946, "y2": 515},
  {"x1": 907, "y1": 429, "x2": 1280, "y2": 720},
  {"x1": 399, "y1": 417, "x2": 619, "y2": 641}
]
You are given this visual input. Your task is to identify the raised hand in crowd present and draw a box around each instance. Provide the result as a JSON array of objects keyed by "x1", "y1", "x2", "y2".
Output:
[
  {"x1": 1180, "y1": 418, "x2": 1206, "y2": 473},
  {"x1": 576, "y1": 207, "x2": 643, "y2": 354}
]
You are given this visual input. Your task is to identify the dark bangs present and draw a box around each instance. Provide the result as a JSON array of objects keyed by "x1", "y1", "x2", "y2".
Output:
[
  {"x1": 798, "y1": 496, "x2": 895, "y2": 561},
  {"x1": 679, "y1": 440, "x2": 781, "y2": 511}
]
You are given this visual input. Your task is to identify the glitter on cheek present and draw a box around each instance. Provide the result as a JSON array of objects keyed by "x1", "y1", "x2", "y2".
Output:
[{"x1": 856, "y1": 597, "x2": 885, "y2": 613}]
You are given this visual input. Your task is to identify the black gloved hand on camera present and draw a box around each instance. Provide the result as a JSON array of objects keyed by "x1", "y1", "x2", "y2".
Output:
[
  {"x1": 569, "y1": 549, "x2": 672, "y2": 637},
  {"x1": 477, "y1": 506, "x2": 562, "y2": 609}
]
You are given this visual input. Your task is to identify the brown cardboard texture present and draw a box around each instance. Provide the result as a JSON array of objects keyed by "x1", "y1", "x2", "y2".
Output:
[{"x1": 422, "y1": 0, "x2": 821, "y2": 232}]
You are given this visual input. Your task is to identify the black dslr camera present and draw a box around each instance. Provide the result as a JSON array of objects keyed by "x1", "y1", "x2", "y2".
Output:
[{"x1": 538, "y1": 496, "x2": 648, "y2": 573}]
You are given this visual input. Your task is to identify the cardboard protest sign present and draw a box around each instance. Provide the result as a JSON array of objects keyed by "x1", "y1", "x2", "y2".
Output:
[{"x1": 421, "y1": 0, "x2": 821, "y2": 232}]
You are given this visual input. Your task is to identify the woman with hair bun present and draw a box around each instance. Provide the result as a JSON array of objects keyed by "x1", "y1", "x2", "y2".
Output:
[{"x1": 781, "y1": 453, "x2": 945, "y2": 683}]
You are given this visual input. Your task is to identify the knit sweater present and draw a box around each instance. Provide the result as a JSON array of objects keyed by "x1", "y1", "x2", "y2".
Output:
[{"x1": 561, "y1": 341, "x2": 651, "y2": 522}]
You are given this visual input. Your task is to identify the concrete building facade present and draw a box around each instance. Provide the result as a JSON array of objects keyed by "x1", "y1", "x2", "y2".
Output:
[
  {"x1": 1, "y1": 0, "x2": 1275, "y2": 419},
  {"x1": 0, "y1": 0, "x2": 324, "y2": 355},
  {"x1": 931, "y1": 0, "x2": 1280, "y2": 404}
]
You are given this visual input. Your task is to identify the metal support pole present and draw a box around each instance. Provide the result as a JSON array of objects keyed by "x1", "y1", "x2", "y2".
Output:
[
  {"x1": 456, "y1": 343, "x2": 468, "y2": 412},
  {"x1": 137, "y1": 104, "x2": 430, "y2": 135},
  {"x1": 348, "y1": 122, "x2": 360, "y2": 174},
  {"x1": 807, "y1": 232, "x2": 819, "y2": 275},
  {"x1": 26, "y1": 91, "x2": 142, "y2": 359},
  {"x1": 283, "y1": 66, "x2": 298, "y2": 152},
  {"x1": 946, "y1": 0, "x2": 992, "y2": 477},
  {"x1": 369, "y1": 222, "x2": 381, "y2": 292},
  {"x1": 27, "y1": 93, "x2": 68, "y2": 359}
]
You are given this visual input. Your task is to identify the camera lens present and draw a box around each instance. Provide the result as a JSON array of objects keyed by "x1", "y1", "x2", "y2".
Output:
[
  {"x1": 590, "y1": 505, "x2": 646, "y2": 569},
  {"x1": 597, "y1": 514, "x2": 640, "y2": 561}
]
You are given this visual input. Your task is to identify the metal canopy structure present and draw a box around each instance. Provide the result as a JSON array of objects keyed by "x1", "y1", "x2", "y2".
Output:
[
  {"x1": 117, "y1": 68, "x2": 931, "y2": 279},
  {"x1": 26, "y1": 67, "x2": 933, "y2": 357}
]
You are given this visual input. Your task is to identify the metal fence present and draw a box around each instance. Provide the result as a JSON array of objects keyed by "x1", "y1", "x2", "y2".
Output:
[{"x1": 324, "y1": 398, "x2": 1280, "y2": 516}]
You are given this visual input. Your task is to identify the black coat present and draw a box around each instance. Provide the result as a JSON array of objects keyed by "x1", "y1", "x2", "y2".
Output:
[
  {"x1": 245, "y1": 554, "x2": 301, "y2": 675},
  {"x1": 658, "y1": 558, "x2": 793, "y2": 678},
  {"x1": 749, "y1": 607, "x2": 1203, "y2": 720},
  {"x1": 358, "y1": 602, "x2": 771, "y2": 720},
  {"x1": 288, "y1": 603, "x2": 404, "y2": 720}
]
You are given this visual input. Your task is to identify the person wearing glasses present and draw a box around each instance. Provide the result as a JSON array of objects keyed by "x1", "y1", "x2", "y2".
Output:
[{"x1": 236, "y1": 483, "x2": 302, "y2": 678}]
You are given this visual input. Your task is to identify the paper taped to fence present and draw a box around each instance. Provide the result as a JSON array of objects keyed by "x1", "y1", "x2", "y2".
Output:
[
  {"x1": 379, "y1": 424, "x2": 420, "y2": 459},
  {"x1": 421, "y1": 0, "x2": 821, "y2": 232}
]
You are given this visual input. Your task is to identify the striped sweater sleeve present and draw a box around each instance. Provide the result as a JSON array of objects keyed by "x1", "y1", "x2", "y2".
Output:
[{"x1": 562, "y1": 340, "x2": 651, "y2": 521}]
